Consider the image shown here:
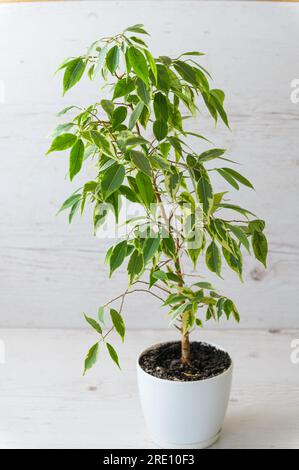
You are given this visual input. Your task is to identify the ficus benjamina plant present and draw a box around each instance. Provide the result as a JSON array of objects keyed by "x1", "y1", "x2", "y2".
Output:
[{"x1": 47, "y1": 24, "x2": 268, "y2": 374}]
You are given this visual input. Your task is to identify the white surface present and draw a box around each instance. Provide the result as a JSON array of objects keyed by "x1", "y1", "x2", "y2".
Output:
[
  {"x1": 137, "y1": 353, "x2": 232, "y2": 448},
  {"x1": 0, "y1": 328, "x2": 299, "y2": 449},
  {"x1": 0, "y1": 1, "x2": 299, "y2": 328}
]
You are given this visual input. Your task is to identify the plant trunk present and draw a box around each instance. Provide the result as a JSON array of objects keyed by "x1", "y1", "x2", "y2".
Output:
[{"x1": 181, "y1": 331, "x2": 190, "y2": 364}]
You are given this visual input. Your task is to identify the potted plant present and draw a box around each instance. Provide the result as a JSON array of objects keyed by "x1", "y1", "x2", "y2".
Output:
[{"x1": 47, "y1": 24, "x2": 268, "y2": 448}]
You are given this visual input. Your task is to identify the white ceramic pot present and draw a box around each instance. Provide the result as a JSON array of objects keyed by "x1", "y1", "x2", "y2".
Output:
[{"x1": 137, "y1": 342, "x2": 233, "y2": 449}]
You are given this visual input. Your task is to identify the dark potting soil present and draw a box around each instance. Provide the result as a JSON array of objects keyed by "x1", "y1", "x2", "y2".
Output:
[{"x1": 139, "y1": 341, "x2": 231, "y2": 382}]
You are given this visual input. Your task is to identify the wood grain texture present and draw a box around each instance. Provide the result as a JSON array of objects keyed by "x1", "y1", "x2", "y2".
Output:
[
  {"x1": 0, "y1": 328, "x2": 298, "y2": 449},
  {"x1": 0, "y1": 1, "x2": 299, "y2": 328}
]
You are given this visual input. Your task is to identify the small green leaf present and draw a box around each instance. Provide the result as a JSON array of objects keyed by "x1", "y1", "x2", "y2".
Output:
[
  {"x1": 101, "y1": 164, "x2": 125, "y2": 199},
  {"x1": 135, "y1": 171, "x2": 155, "y2": 208},
  {"x1": 110, "y1": 240, "x2": 128, "y2": 276},
  {"x1": 110, "y1": 308, "x2": 125, "y2": 342},
  {"x1": 144, "y1": 49, "x2": 157, "y2": 84},
  {"x1": 206, "y1": 241, "x2": 222, "y2": 277},
  {"x1": 125, "y1": 24, "x2": 149, "y2": 35},
  {"x1": 136, "y1": 78, "x2": 150, "y2": 106},
  {"x1": 90, "y1": 131, "x2": 115, "y2": 158},
  {"x1": 153, "y1": 119, "x2": 168, "y2": 141},
  {"x1": 113, "y1": 78, "x2": 135, "y2": 100},
  {"x1": 106, "y1": 45, "x2": 120, "y2": 74},
  {"x1": 84, "y1": 314, "x2": 103, "y2": 335},
  {"x1": 98, "y1": 306, "x2": 105, "y2": 324},
  {"x1": 221, "y1": 168, "x2": 253, "y2": 189},
  {"x1": 63, "y1": 58, "x2": 86, "y2": 94},
  {"x1": 216, "y1": 168, "x2": 239, "y2": 190},
  {"x1": 93, "y1": 45, "x2": 108, "y2": 79},
  {"x1": 130, "y1": 150, "x2": 152, "y2": 176},
  {"x1": 129, "y1": 102, "x2": 144, "y2": 130},
  {"x1": 112, "y1": 106, "x2": 127, "y2": 128},
  {"x1": 154, "y1": 92, "x2": 168, "y2": 121},
  {"x1": 106, "y1": 343, "x2": 121, "y2": 369},
  {"x1": 252, "y1": 230, "x2": 268, "y2": 268},
  {"x1": 227, "y1": 224, "x2": 250, "y2": 254},
  {"x1": 127, "y1": 47, "x2": 149, "y2": 85},
  {"x1": 46, "y1": 133, "x2": 77, "y2": 154},
  {"x1": 57, "y1": 192, "x2": 81, "y2": 214},
  {"x1": 127, "y1": 249, "x2": 144, "y2": 283},
  {"x1": 101, "y1": 99, "x2": 114, "y2": 118},
  {"x1": 69, "y1": 139, "x2": 84, "y2": 181},
  {"x1": 83, "y1": 342, "x2": 99, "y2": 375},
  {"x1": 196, "y1": 171, "x2": 214, "y2": 215},
  {"x1": 222, "y1": 241, "x2": 243, "y2": 280},
  {"x1": 143, "y1": 236, "x2": 160, "y2": 264}
]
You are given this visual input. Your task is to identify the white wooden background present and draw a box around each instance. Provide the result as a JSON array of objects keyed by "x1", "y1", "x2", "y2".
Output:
[{"x1": 0, "y1": 1, "x2": 299, "y2": 329}]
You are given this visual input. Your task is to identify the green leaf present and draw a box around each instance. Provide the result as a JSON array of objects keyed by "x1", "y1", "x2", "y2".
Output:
[
  {"x1": 180, "y1": 51, "x2": 205, "y2": 57},
  {"x1": 57, "y1": 192, "x2": 81, "y2": 214},
  {"x1": 69, "y1": 139, "x2": 84, "y2": 181},
  {"x1": 101, "y1": 99, "x2": 114, "y2": 118},
  {"x1": 90, "y1": 130, "x2": 115, "y2": 158},
  {"x1": 113, "y1": 78, "x2": 135, "y2": 100},
  {"x1": 106, "y1": 45, "x2": 120, "y2": 74},
  {"x1": 129, "y1": 101, "x2": 144, "y2": 130},
  {"x1": 153, "y1": 92, "x2": 168, "y2": 121},
  {"x1": 227, "y1": 224, "x2": 250, "y2": 254},
  {"x1": 144, "y1": 49, "x2": 157, "y2": 84},
  {"x1": 216, "y1": 168, "x2": 240, "y2": 190},
  {"x1": 206, "y1": 241, "x2": 222, "y2": 277},
  {"x1": 173, "y1": 61, "x2": 198, "y2": 87},
  {"x1": 193, "y1": 281, "x2": 215, "y2": 290},
  {"x1": 252, "y1": 230, "x2": 268, "y2": 268},
  {"x1": 84, "y1": 314, "x2": 103, "y2": 335},
  {"x1": 248, "y1": 219, "x2": 266, "y2": 233},
  {"x1": 127, "y1": 47, "x2": 149, "y2": 85},
  {"x1": 125, "y1": 24, "x2": 149, "y2": 35},
  {"x1": 112, "y1": 106, "x2": 127, "y2": 128},
  {"x1": 222, "y1": 241, "x2": 243, "y2": 280},
  {"x1": 130, "y1": 150, "x2": 152, "y2": 176},
  {"x1": 68, "y1": 199, "x2": 80, "y2": 223},
  {"x1": 106, "y1": 343, "x2": 121, "y2": 369},
  {"x1": 119, "y1": 185, "x2": 140, "y2": 203},
  {"x1": 98, "y1": 306, "x2": 105, "y2": 324},
  {"x1": 101, "y1": 164, "x2": 125, "y2": 199},
  {"x1": 219, "y1": 168, "x2": 254, "y2": 189},
  {"x1": 63, "y1": 58, "x2": 86, "y2": 94},
  {"x1": 127, "y1": 249, "x2": 144, "y2": 283},
  {"x1": 136, "y1": 78, "x2": 150, "y2": 106},
  {"x1": 143, "y1": 236, "x2": 160, "y2": 264},
  {"x1": 153, "y1": 119, "x2": 168, "y2": 141},
  {"x1": 57, "y1": 105, "x2": 78, "y2": 117},
  {"x1": 110, "y1": 240, "x2": 128, "y2": 276},
  {"x1": 135, "y1": 171, "x2": 155, "y2": 208},
  {"x1": 81, "y1": 180, "x2": 97, "y2": 213},
  {"x1": 210, "y1": 89, "x2": 229, "y2": 128},
  {"x1": 93, "y1": 45, "x2": 108, "y2": 79},
  {"x1": 83, "y1": 342, "x2": 99, "y2": 375},
  {"x1": 110, "y1": 308, "x2": 126, "y2": 342},
  {"x1": 196, "y1": 171, "x2": 213, "y2": 215},
  {"x1": 217, "y1": 203, "x2": 256, "y2": 218},
  {"x1": 46, "y1": 133, "x2": 77, "y2": 154}
]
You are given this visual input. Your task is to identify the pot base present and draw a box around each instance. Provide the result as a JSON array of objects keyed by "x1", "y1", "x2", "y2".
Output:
[{"x1": 153, "y1": 429, "x2": 221, "y2": 449}]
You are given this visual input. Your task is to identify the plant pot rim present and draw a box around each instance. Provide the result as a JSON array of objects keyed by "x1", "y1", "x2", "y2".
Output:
[{"x1": 137, "y1": 340, "x2": 233, "y2": 385}]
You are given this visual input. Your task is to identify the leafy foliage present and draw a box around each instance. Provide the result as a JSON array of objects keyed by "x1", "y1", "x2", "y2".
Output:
[{"x1": 48, "y1": 25, "x2": 268, "y2": 373}]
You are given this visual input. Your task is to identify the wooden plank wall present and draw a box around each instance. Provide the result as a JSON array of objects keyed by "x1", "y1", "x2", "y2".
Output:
[{"x1": 0, "y1": 1, "x2": 298, "y2": 328}]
